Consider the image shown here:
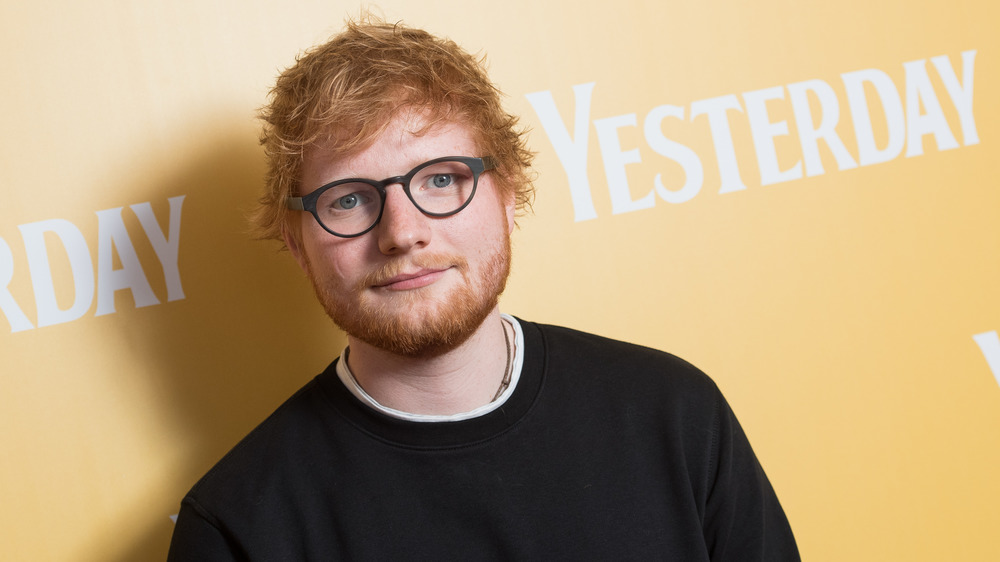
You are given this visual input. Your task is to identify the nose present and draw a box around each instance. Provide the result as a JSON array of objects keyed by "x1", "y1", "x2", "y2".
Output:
[{"x1": 376, "y1": 184, "x2": 431, "y2": 255}]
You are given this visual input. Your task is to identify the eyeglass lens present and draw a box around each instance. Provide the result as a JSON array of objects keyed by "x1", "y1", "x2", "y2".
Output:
[{"x1": 314, "y1": 159, "x2": 478, "y2": 236}]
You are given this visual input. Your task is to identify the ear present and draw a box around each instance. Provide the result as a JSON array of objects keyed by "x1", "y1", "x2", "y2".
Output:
[{"x1": 282, "y1": 222, "x2": 309, "y2": 273}]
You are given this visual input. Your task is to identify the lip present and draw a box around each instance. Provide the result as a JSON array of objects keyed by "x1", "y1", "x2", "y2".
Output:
[{"x1": 374, "y1": 267, "x2": 451, "y2": 291}]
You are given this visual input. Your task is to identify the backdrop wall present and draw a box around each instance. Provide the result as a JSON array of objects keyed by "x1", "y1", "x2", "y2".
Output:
[{"x1": 1, "y1": 1, "x2": 998, "y2": 560}]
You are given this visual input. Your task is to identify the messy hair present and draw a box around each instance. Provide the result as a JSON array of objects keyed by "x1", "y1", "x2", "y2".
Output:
[{"x1": 252, "y1": 17, "x2": 535, "y2": 243}]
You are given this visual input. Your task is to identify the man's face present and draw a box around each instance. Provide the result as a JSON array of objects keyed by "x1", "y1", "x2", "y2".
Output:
[{"x1": 286, "y1": 110, "x2": 516, "y2": 357}]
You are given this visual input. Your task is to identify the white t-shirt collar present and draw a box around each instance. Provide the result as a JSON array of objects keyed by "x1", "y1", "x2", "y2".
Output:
[{"x1": 335, "y1": 314, "x2": 525, "y2": 422}]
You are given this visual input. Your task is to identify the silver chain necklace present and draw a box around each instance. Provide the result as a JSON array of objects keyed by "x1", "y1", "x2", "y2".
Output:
[{"x1": 492, "y1": 319, "x2": 514, "y2": 401}]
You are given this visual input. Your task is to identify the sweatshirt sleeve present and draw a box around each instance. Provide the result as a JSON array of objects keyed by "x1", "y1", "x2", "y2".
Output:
[
  {"x1": 701, "y1": 390, "x2": 800, "y2": 561},
  {"x1": 167, "y1": 499, "x2": 243, "y2": 562}
]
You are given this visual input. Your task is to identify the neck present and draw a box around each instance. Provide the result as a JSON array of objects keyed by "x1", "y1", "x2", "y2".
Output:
[{"x1": 345, "y1": 309, "x2": 510, "y2": 416}]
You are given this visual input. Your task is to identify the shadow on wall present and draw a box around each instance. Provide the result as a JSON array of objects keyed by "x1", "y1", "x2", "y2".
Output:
[{"x1": 80, "y1": 116, "x2": 345, "y2": 561}]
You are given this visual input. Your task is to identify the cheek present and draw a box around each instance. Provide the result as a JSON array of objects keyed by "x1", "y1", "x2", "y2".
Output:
[
  {"x1": 444, "y1": 208, "x2": 500, "y2": 245},
  {"x1": 463, "y1": 186, "x2": 510, "y2": 232},
  {"x1": 454, "y1": 207, "x2": 510, "y2": 260},
  {"x1": 300, "y1": 232, "x2": 361, "y2": 285}
]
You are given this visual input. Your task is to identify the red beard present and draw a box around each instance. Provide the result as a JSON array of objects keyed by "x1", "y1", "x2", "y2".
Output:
[{"x1": 303, "y1": 233, "x2": 511, "y2": 358}]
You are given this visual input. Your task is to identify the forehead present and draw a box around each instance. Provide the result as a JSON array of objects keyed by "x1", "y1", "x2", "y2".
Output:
[{"x1": 301, "y1": 110, "x2": 478, "y2": 189}]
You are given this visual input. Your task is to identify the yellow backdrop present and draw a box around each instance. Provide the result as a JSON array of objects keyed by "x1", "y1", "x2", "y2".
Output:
[{"x1": 1, "y1": 1, "x2": 998, "y2": 560}]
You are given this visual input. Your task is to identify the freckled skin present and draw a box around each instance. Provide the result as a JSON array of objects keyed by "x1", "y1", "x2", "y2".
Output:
[{"x1": 285, "y1": 110, "x2": 515, "y2": 358}]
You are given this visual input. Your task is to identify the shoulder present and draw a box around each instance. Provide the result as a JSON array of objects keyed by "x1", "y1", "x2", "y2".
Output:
[
  {"x1": 521, "y1": 320, "x2": 724, "y2": 421},
  {"x1": 170, "y1": 364, "x2": 351, "y2": 557},
  {"x1": 181, "y1": 369, "x2": 336, "y2": 511},
  {"x1": 530, "y1": 321, "x2": 718, "y2": 392}
]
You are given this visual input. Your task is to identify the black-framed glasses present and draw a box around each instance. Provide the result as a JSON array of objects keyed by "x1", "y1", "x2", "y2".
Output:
[{"x1": 287, "y1": 156, "x2": 496, "y2": 238}]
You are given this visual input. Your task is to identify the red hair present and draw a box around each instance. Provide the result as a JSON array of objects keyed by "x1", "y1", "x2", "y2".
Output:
[{"x1": 252, "y1": 17, "x2": 534, "y2": 243}]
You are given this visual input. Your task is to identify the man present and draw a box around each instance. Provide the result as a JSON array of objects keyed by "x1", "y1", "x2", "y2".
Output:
[{"x1": 168, "y1": 18, "x2": 799, "y2": 561}]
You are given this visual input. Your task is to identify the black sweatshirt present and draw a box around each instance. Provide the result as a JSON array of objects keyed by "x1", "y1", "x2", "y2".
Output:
[{"x1": 168, "y1": 320, "x2": 798, "y2": 561}]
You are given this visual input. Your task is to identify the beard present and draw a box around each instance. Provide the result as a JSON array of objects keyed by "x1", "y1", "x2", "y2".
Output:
[{"x1": 302, "y1": 233, "x2": 511, "y2": 358}]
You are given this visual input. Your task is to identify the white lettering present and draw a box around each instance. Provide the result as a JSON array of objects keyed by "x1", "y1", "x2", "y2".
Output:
[
  {"x1": 904, "y1": 58, "x2": 960, "y2": 157},
  {"x1": 594, "y1": 113, "x2": 653, "y2": 214},
  {"x1": 787, "y1": 79, "x2": 858, "y2": 176},
  {"x1": 95, "y1": 207, "x2": 160, "y2": 316},
  {"x1": 973, "y1": 331, "x2": 1000, "y2": 387},
  {"x1": 3, "y1": 196, "x2": 187, "y2": 332},
  {"x1": 132, "y1": 195, "x2": 186, "y2": 301},
  {"x1": 743, "y1": 86, "x2": 803, "y2": 185},
  {"x1": 690, "y1": 95, "x2": 748, "y2": 194},
  {"x1": 525, "y1": 84, "x2": 598, "y2": 221},
  {"x1": 841, "y1": 69, "x2": 906, "y2": 166},
  {"x1": 527, "y1": 51, "x2": 979, "y2": 222},
  {"x1": 0, "y1": 237, "x2": 34, "y2": 332},
  {"x1": 644, "y1": 104, "x2": 704, "y2": 204},
  {"x1": 932, "y1": 50, "x2": 978, "y2": 146},
  {"x1": 18, "y1": 219, "x2": 95, "y2": 328}
]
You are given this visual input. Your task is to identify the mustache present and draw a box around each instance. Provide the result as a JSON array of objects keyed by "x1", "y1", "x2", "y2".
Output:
[{"x1": 356, "y1": 254, "x2": 469, "y2": 290}]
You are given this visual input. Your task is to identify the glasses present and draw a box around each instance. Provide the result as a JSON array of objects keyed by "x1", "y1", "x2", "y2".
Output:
[{"x1": 287, "y1": 156, "x2": 496, "y2": 238}]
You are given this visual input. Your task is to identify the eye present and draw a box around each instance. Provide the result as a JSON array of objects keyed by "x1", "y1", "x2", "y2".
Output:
[
  {"x1": 428, "y1": 174, "x2": 454, "y2": 189},
  {"x1": 326, "y1": 190, "x2": 374, "y2": 211},
  {"x1": 336, "y1": 193, "x2": 361, "y2": 209}
]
